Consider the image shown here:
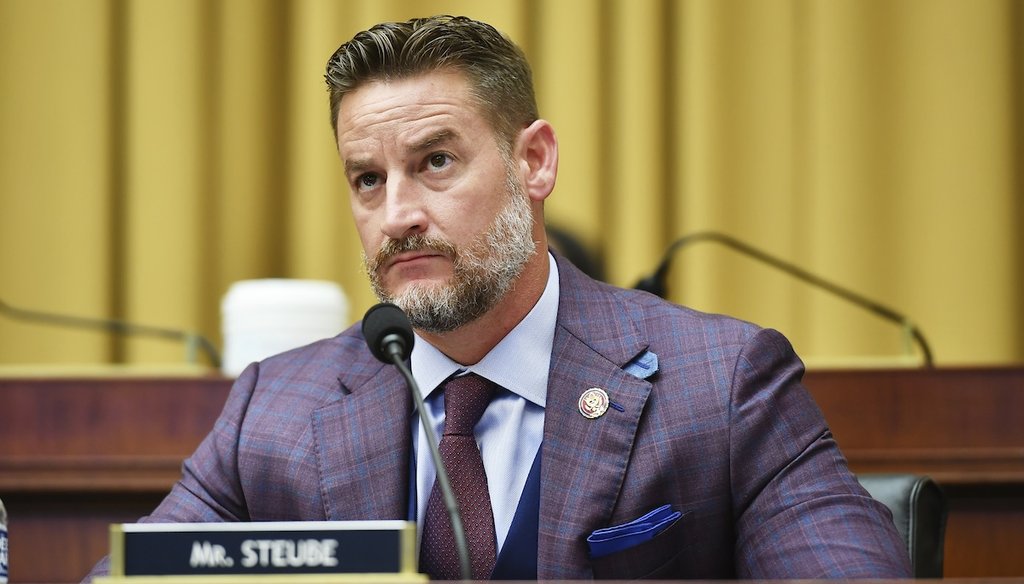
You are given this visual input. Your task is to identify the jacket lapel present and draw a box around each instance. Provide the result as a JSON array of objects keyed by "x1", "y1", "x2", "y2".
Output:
[
  {"x1": 537, "y1": 257, "x2": 653, "y2": 580},
  {"x1": 311, "y1": 360, "x2": 413, "y2": 521}
]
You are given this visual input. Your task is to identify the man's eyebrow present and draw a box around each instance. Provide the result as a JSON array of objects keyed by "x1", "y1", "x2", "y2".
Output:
[
  {"x1": 409, "y1": 129, "x2": 459, "y2": 153},
  {"x1": 344, "y1": 158, "x2": 372, "y2": 176},
  {"x1": 343, "y1": 129, "x2": 460, "y2": 176}
]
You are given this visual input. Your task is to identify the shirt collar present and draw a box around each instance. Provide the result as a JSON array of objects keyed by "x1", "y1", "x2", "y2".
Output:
[{"x1": 410, "y1": 252, "x2": 558, "y2": 408}]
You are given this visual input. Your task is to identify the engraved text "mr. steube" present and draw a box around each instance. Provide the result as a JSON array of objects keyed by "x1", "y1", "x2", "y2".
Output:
[{"x1": 189, "y1": 539, "x2": 340, "y2": 569}]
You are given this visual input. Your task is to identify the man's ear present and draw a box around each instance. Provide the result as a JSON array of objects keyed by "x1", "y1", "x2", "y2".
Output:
[{"x1": 515, "y1": 119, "x2": 558, "y2": 203}]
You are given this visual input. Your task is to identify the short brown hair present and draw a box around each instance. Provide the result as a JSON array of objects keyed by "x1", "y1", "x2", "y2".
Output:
[{"x1": 325, "y1": 15, "x2": 539, "y2": 149}]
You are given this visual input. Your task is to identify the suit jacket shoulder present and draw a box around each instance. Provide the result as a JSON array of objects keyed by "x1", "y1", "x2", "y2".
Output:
[{"x1": 139, "y1": 325, "x2": 412, "y2": 524}]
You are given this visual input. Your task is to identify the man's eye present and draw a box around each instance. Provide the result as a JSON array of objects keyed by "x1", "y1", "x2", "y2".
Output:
[
  {"x1": 427, "y1": 153, "x2": 451, "y2": 169},
  {"x1": 357, "y1": 173, "x2": 379, "y2": 190}
]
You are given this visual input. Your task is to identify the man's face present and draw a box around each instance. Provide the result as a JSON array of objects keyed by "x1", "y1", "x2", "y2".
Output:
[{"x1": 336, "y1": 71, "x2": 537, "y2": 332}]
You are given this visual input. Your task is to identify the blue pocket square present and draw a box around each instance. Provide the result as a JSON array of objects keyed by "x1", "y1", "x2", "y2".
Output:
[{"x1": 587, "y1": 504, "x2": 683, "y2": 559}]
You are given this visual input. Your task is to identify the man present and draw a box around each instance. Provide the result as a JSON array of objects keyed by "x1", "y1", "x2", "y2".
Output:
[{"x1": 86, "y1": 15, "x2": 910, "y2": 580}]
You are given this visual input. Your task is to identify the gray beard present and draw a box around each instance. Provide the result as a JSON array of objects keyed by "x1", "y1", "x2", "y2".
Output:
[{"x1": 362, "y1": 171, "x2": 537, "y2": 333}]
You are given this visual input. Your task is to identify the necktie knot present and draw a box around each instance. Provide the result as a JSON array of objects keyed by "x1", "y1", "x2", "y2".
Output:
[{"x1": 442, "y1": 373, "x2": 495, "y2": 436}]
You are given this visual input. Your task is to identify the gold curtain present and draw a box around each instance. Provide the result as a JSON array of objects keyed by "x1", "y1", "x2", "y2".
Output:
[{"x1": 1, "y1": 0, "x2": 1021, "y2": 368}]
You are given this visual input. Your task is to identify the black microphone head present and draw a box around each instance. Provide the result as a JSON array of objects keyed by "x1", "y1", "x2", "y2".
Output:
[{"x1": 362, "y1": 302, "x2": 415, "y2": 363}]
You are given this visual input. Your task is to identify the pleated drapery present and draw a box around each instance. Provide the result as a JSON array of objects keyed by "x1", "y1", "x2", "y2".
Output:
[{"x1": 1, "y1": 0, "x2": 1021, "y2": 366}]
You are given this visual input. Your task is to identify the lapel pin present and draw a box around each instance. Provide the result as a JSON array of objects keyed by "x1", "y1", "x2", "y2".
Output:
[{"x1": 579, "y1": 387, "x2": 610, "y2": 419}]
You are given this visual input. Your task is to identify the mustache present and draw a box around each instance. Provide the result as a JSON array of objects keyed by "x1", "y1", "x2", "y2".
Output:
[{"x1": 366, "y1": 234, "x2": 458, "y2": 274}]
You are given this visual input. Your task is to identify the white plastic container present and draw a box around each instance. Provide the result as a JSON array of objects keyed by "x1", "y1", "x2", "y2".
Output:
[{"x1": 221, "y1": 279, "x2": 348, "y2": 377}]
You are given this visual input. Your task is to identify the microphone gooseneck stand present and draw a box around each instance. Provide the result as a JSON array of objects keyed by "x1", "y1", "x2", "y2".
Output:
[
  {"x1": 361, "y1": 303, "x2": 472, "y2": 581},
  {"x1": 634, "y1": 231, "x2": 934, "y2": 367},
  {"x1": 0, "y1": 297, "x2": 221, "y2": 367}
]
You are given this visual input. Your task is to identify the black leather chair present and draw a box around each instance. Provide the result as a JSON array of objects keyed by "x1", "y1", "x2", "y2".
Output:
[{"x1": 857, "y1": 473, "x2": 947, "y2": 577}]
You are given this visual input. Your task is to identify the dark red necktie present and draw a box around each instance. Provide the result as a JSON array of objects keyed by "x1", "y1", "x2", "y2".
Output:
[{"x1": 419, "y1": 373, "x2": 498, "y2": 580}]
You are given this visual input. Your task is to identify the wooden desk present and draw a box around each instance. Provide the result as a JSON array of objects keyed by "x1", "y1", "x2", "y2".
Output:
[
  {"x1": 1, "y1": 375, "x2": 230, "y2": 583},
  {"x1": 2, "y1": 368, "x2": 1023, "y2": 582},
  {"x1": 804, "y1": 368, "x2": 1024, "y2": 577}
]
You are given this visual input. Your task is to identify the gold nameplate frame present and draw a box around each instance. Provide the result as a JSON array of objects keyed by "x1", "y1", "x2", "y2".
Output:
[{"x1": 97, "y1": 520, "x2": 424, "y2": 583}]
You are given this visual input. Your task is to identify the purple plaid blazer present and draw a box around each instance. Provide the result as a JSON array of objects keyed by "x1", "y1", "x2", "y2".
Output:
[{"x1": 85, "y1": 254, "x2": 910, "y2": 580}]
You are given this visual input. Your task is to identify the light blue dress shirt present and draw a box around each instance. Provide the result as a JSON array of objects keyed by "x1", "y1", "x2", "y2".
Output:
[{"x1": 410, "y1": 252, "x2": 558, "y2": 554}]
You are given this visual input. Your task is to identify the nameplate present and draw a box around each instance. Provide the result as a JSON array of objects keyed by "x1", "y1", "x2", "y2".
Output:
[{"x1": 105, "y1": 521, "x2": 420, "y2": 579}]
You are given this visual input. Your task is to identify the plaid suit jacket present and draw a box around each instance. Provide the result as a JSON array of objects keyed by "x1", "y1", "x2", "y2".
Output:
[{"x1": 85, "y1": 254, "x2": 910, "y2": 580}]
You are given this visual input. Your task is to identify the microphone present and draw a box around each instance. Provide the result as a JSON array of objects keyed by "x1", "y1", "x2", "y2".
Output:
[
  {"x1": 361, "y1": 303, "x2": 471, "y2": 580},
  {"x1": 634, "y1": 231, "x2": 934, "y2": 367},
  {"x1": 0, "y1": 297, "x2": 221, "y2": 367},
  {"x1": 362, "y1": 303, "x2": 416, "y2": 364}
]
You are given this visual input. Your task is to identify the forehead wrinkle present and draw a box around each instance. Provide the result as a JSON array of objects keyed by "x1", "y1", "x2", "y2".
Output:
[
  {"x1": 343, "y1": 95, "x2": 463, "y2": 135},
  {"x1": 337, "y1": 74, "x2": 481, "y2": 173}
]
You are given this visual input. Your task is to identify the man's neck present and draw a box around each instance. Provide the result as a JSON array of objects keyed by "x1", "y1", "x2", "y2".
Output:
[{"x1": 417, "y1": 251, "x2": 551, "y2": 366}]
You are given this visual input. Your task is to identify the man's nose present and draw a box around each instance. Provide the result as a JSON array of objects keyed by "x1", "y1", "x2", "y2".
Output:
[{"x1": 380, "y1": 177, "x2": 428, "y2": 240}]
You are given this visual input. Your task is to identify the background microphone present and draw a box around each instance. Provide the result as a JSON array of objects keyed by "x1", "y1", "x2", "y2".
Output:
[
  {"x1": 634, "y1": 231, "x2": 934, "y2": 367},
  {"x1": 0, "y1": 296, "x2": 221, "y2": 367},
  {"x1": 361, "y1": 303, "x2": 471, "y2": 580}
]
